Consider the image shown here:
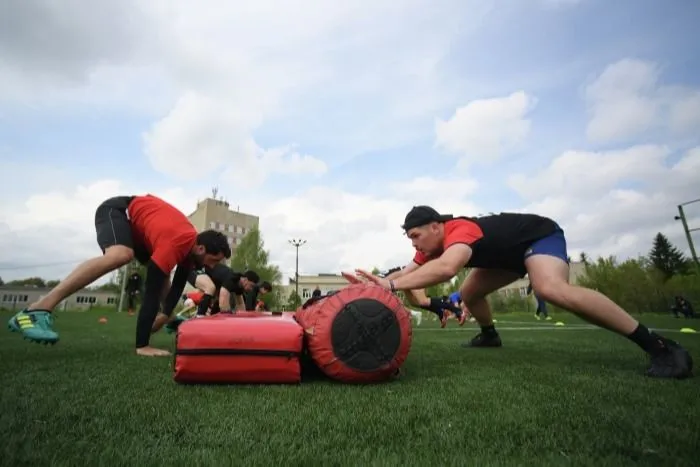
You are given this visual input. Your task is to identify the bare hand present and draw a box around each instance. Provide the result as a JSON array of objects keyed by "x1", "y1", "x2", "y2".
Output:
[
  {"x1": 341, "y1": 271, "x2": 364, "y2": 284},
  {"x1": 355, "y1": 269, "x2": 391, "y2": 290}
]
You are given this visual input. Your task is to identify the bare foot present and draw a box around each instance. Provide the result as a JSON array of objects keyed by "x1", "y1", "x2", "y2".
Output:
[{"x1": 136, "y1": 346, "x2": 171, "y2": 357}]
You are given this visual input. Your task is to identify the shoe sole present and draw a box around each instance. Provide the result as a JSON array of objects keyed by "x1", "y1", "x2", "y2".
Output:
[{"x1": 7, "y1": 323, "x2": 59, "y2": 345}]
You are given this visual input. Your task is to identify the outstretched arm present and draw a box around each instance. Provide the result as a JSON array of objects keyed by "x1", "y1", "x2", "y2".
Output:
[
  {"x1": 218, "y1": 287, "x2": 232, "y2": 312},
  {"x1": 162, "y1": 264, "x2": 191, "y2": 317},
  {"x1": 392, "y1": 245, "x2": 471, "y2": 290},
  {"x1": 135, "y1": 261, "x2": 169, "y2": 348}
]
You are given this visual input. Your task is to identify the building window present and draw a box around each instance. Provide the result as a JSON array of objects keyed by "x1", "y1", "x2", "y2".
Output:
[
  {"x1": 2, "y1": 294, "x2": 29, "y2": 302},
  {"x1": 209, "y1": 221, "x2": 216, "y2": 229},
  {"x1": 107, "y1": 297, "x2": 116, "y2": 304},
  {"x1": 235, "y1": 237, "x2": 242, "y2": 245},
  {"x1": 227, "y1": 236, "x2": 233, "y2": 245},
  {"x1": 76, "y1": 296, "x2": 97, "y2": 304},
  {"x1": 227, "y1": 224, "x2": 234, "y2": 233}
]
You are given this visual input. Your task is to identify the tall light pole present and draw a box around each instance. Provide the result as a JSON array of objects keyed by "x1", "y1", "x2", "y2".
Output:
[
  {"x1": 288, "y1": 238, "x2": 306, "y2": 298},
  {"x1": 674, "y1": 198, "x2": 700, "y2": 264}
]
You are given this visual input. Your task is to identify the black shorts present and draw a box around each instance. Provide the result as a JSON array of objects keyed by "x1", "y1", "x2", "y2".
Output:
[{"x1": 94, "y1": 196, "x2": 150, "y2": 264}]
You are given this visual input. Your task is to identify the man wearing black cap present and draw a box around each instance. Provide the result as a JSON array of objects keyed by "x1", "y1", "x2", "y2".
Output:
[{"x1": 347, "y1": 206, "x2": 693, "y2": 379}]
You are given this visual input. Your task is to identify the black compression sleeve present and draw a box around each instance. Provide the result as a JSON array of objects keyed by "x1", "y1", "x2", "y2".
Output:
[
  {"x1": 196, "y1": 294, "x2": 213, "y2": 316},
  {"x1": 135, "y1": 261, "x2": 168, "y2": 348},
  {"x1": 162, "y1": 264, "x2": 190, "y2": 317}
]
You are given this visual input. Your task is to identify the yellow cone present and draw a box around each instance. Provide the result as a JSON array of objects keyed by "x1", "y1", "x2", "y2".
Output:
[
  {"x1": 555, "y1": 321, "x2": 564, "y2": 326},
  {"x1": 680, "y1": 328, "x2": 696, "y2": 333}
]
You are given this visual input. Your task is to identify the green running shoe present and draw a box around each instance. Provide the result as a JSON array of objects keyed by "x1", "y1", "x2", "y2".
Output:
[
  {"x1": 165, "y1": 315, "x2": 188, "y2": 334},
  {"x1": 8, "y1": 309, "x2": 59, "y2": 345}
]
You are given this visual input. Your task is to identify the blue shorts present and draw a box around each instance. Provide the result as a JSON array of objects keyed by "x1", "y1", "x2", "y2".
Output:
[{"x1": 523, "y1": 228, "x2": 569, "y2": 264}]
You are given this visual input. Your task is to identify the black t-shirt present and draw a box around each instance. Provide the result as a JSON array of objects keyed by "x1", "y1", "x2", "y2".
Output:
[
  {"x1": 187, "y1": 264, "x2": 243, "y2": 294},
  {"x1": 244, "y1": 283, "x2": 260, "y2": 311},
  {"x1": 413, "y1": 213, "x2": 560, "y2": 275},
  {"x1": 187, "y1": 264, "x2": 244, "y2": 313}
]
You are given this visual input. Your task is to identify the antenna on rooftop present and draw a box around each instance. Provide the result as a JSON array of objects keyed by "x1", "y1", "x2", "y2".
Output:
[{"x1": 212, "y1": 187, "x2": 218, "y2": 199}]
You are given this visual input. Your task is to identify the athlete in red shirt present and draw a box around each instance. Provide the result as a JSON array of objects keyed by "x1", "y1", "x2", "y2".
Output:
[
  {"x1": 347, "y1": 205, "x2": 693, "y2": 379},
  {"x1": 7, "y1": 194, "x2": 231, "y2": 357}
]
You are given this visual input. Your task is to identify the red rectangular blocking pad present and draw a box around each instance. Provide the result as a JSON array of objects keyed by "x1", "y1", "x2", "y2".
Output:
[{"x1": 173, "y1": 312, "x2": 304, "y2": 384}]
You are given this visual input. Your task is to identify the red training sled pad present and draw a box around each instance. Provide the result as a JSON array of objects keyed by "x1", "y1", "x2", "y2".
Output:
[
  {"x1": 173, "y1": 312, "x2": 304, "y2": 384},
  {"x1": 294, "y1": 283, "x2": 413, "y2": 384}
]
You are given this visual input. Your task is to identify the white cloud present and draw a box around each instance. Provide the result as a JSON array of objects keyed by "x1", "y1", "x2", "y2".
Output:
[
  {"x1": 0, "y1": 175, "x2": 482, "y2": 284},
  {"x1": 0, "y1": 179, "x2": 197, "y2": 284},
  {"x1": 434, "y1": 91, "x2": 537, "y2": 168},
  {"x1": 585, "y1": 58, "x2": 700, "y2": 144},
  {"x1": 0, "y1": 0, "x2": 488, "y2": 188},
  {"x1": 508, "y1": 145, "x2": 700, "y2": 261}
]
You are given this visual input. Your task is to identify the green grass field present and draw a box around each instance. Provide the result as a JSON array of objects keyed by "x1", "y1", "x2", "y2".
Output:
[{"x1": 1, "y1": 310, "x2": 699, "y2": 466}]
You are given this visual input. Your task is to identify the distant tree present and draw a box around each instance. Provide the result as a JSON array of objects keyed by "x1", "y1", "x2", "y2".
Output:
[
  {"x1": 285, "y1": 290, "x2": 302, "y2": 310},
  {"x1": 230, "y1": 226, "x2": 283, "y2": 309},
  {"x1": 6, "y1": 277, "x2": 46, "y2": 287},
  {"x1": 230, "y1": 227, "x2": 282, "y2": 283},
  {"x1": 649, "y1": 233, "x2": 688, "y2": 280},
  {"x1": 579, "y1": 252, "x2": 589, "y2": 265},
  {"x1": 45, "y1": 280, "x2": 60, "y2": 288},
  {"x1": 0, "y1": 276, "x2": 4, "y2": 286}
]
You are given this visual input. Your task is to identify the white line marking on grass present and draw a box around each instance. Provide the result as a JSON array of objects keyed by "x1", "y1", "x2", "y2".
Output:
[
  {"x1": 414, "y1": 326, "x2": 597, "y2": 332},
  {"x1": 413, "y1": 326, "x2": 698, "y2": 334}
]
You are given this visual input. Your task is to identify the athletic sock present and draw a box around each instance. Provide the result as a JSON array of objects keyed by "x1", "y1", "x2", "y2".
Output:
[
  {"x1": 627, "y1": 324, "x2": 666, "y2": 355},
  {"x1": 480, "y1": 324, "x2": 498, "y2": 337},
  {"x1": 196, "y1": 294, "x2": 213, "y2": 316}
]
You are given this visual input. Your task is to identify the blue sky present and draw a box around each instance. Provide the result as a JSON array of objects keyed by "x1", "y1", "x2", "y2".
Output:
[{"x1": 1, "y1": 0, "x2": 699, "y2": 283}]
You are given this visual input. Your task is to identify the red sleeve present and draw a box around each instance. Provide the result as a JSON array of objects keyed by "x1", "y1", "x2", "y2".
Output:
[
  {"x1": 412, "y1": 251, "x2": 428, "y2": 265},
  {"x1": 150, "y1": 234, "x2": 196, "y2": 275},
  {"x1": 444, "y1": 221, "x2": 483, "y2": 249}
]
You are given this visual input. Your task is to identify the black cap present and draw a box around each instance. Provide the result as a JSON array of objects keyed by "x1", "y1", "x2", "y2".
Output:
[{"x1": 401, "y1": 206, "x2": 453, "y2": 231}]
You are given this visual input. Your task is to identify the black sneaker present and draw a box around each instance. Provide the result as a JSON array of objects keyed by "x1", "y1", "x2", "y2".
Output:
[
  {"x1": 462, "y1": 332, "x2": 502, "y2": 348},
  {"x1": 647, "y1": 339, "x2": 693, "y2": 379}
]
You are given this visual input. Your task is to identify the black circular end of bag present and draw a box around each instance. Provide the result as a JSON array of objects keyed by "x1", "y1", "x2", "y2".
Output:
[{"x1": 330, "y1": 298, "x2": 401, "y2": 372}]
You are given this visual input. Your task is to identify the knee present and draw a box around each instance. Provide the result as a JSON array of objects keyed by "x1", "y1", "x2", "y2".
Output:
[
  {"x1": 195, "y1": 276, "x2": 216, "y2": 295},
  {"x1": 104, "y1": 245, "x2": 134, "y2": 267},
  {"x1": 462, "y1": 293, "x2": 485, "y2": 308},
  {"x1": 532, "y1": 280, "x2": 565, "y2": 304}
]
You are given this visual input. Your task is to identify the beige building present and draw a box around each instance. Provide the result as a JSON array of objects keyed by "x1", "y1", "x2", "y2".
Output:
[
  {"x1": 281, "y1": 273, "x2": 351, "y2": 301},
  {"x1": 278, "y1": 262, "x2": 588, "y2": 303},
  {"x1": 0, "y1": 286, "x2": 119, "y2": 312},
  {"x1": 187, "y1": 188, "x2": 260, "y2": 257}
]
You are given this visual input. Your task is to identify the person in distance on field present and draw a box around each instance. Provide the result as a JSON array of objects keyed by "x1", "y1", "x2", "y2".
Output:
[
  {"x1": 162, "y1": 266, "x2": 260, "y2": 333},
  {"x1": 7, "y1": 194, "x2": 231, "y2": 357},
  {"x1": 346, "y1": 205, "x2": 693, "y2": 379}
]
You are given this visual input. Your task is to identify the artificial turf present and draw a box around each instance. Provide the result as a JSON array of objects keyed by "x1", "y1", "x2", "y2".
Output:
[{"x1": 1, "y1": 310, "x2": 698, "y2": 466}]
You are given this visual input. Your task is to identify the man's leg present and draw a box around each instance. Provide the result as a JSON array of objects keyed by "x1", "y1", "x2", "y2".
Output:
[
  {"x1": 536, "y1": 296, "x2": 551, "y2": 320},
  {"x1": 525, "y1": 231, "x2": 693, "y2": 379},
  {"x1": 459, "y1": 268, "x2": 522, "y2": 348},
  {"x1": 192, "y1": 275, "x2": 217, "y2": 317},
  {"x1": 163, "y1": 274, "x2": 217, "y2": 333},
  {"x1": 8, "y1": 197, "x2": 135, "y2": 344}
]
